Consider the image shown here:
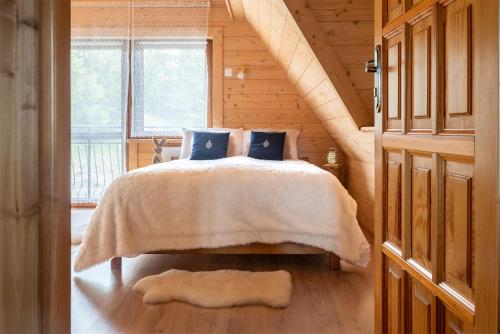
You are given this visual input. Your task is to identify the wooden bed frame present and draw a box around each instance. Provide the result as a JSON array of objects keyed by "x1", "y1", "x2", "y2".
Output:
[{"x1": 110, "y1": 243, "x2": 341, "y2": 271}]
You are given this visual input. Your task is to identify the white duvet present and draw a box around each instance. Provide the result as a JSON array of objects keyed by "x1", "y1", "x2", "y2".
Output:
[{"x1": 74, "y1": 157, "x2": 370, "y2": 271}]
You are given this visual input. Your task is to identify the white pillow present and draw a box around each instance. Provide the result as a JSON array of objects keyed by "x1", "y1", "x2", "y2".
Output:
[
  {"x1": 180, "y1": 128, "x2": 243, "y2": 159},
  {"x1": 242, "y1": 128, "x2": 300, "y2": 159}
]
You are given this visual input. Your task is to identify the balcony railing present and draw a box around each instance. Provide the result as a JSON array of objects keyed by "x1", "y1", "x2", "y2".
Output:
[{"x1": 71, "y1": 125, "x2": 124, "y2": 203}]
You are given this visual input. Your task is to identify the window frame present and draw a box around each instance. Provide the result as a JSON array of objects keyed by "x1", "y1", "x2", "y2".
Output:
[{"x1": 128, "y1": 38, "x2": 213, "y2": 139}]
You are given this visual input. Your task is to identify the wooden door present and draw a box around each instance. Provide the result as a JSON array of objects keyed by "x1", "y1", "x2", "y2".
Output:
[{"x1": 374, "y1": 0, "x2": 499, "y2": 333}]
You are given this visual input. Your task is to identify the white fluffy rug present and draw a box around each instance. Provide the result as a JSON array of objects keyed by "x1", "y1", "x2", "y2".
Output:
[
  {"x1": 133, "y1": 269, "x2": 292, "y2": 308},
  {"x1": 71, "y1": 224, "x2": 87, "y2": 246}
]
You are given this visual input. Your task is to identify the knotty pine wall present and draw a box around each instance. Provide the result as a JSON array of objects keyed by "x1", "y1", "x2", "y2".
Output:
[
  {"x1": 305, "y1": 0, "x2": 375, "y2": 231},
  {"x1": 210, "y1": 4, "x2": 337, "y2": 166},
  {"x1": 71, "y1": 1, "x2": 338, "y2": 165}
]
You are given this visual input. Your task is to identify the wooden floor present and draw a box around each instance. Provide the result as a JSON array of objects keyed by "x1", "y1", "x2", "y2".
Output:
[{"x1": 71, "y1": 211, "x2": 374, "y2": 334}]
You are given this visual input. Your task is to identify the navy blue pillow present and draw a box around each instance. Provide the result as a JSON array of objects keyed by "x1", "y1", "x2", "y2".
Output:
[
  {"x1": 248, "y1": 131, "x2": 286, "y2": 161},
  {"x1": 190, "y1": 131, "x2": 230, "y2": 160}
]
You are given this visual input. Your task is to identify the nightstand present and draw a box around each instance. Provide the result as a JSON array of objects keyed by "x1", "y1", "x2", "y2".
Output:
[{"x1": 322, "y1": 163, "x2": 344, "y2": 185}]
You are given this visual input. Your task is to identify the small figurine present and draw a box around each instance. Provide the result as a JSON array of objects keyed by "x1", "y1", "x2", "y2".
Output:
[
  {"x1": 152, "y1": 137, "x2": 166, "y2": 164},
  {"x1": 327, "y1": 147, "x2": 337, "y2": 165}
]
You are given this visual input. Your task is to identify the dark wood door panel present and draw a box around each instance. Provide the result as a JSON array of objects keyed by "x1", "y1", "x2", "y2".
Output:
[
  {"x1": 385, "y1": 258, "x2": 406, "y2": 334},
  {"x1": 410, "y1": 278, "x2": 436, "y2": 334},
  {"x1": 386, "y1": 150, "x2": 404, "y2": 249},
  {"x1": 443, "y1": 306, "x2": 473, "y2": 334},
  {"x1": 443, "y1": 160, "x2": 475, "y2": 302},
  {"x1": 410, "y1": 154, "x2": 433, "y2": 272},
  {"x1": 376, "y1": 0, "x2": 498, "y2": 332},
  {"x1": 409, "y1": 12, "x2": 433, "y2": 133},
  {"x1": 443, "y1": 0, "x2": 474, "y2": 133}
]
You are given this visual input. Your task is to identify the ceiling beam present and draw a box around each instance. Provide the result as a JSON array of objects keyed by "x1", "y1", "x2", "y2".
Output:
[
  {"x1": 226, "y1": 0, "x2": 246, "y2": 20},
  {"x1": 282, "y1": 0, "x2": 373, "y2": 128}
]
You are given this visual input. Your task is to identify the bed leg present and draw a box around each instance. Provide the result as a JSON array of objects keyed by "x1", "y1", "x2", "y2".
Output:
[
  {"x1": 329, "y1": 253, "x2": 341, "y2": 271},
  {"x1": 111, "y1": 257, "x2": 122, "y2": 271}
]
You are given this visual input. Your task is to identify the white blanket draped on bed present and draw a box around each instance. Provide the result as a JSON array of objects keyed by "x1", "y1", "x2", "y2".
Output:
[{"x1": 74, "y1": 157, "x2": 370, "y2": 271}]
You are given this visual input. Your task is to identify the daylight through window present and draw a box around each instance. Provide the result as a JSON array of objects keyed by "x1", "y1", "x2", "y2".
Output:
[{"x1": 131, "y1": 39, "x2": 210, "y2": 137}]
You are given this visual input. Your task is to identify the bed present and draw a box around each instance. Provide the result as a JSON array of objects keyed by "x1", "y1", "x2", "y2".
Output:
[{"x1": 74, "y1": 156, "x2": 370, "y2": 272}]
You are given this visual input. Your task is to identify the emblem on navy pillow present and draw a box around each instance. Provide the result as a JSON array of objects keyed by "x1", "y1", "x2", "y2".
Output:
[
  {"x1": 190, "y1": 132, "x2": 229, "y2": 160},
  {"x1": 248, "y1": 131, "x2": 286, "y2": 161}
]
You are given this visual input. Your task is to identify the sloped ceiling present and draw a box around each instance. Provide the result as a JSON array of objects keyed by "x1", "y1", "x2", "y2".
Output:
[{"x1": 227, "y1": 0, "x2": 375, "y2": 230}]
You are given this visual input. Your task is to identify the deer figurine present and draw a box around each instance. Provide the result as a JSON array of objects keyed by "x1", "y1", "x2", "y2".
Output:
[{"x1": 152, "y1": 137, "x2": 166, "y2": 164}]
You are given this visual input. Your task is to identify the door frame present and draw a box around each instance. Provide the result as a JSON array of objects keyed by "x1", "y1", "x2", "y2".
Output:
[
  {"x1": 373, "y1": 0, "x2": 499, "y2": 332},
  {"x1": 0, "y1": 0, "x2": 71, "y2": 333}
]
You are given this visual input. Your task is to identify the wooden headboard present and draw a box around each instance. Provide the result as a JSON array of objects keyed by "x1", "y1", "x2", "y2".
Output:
[{"x1": 127, "y1": 138, "x2": 181, "y2": 171}]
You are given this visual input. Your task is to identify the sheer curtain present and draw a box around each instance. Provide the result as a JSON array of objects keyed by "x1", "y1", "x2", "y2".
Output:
[{"x1": 71, "y1": 0, "x2": 210, "y2": 202}]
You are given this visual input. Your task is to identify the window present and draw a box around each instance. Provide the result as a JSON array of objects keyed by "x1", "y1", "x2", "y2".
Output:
[
  {"x1": 131, "y1": 39, "x2": 210, "y2": 137},
  {"x1": 71, "y1": 40, "x2": 128, "y2": 202}
]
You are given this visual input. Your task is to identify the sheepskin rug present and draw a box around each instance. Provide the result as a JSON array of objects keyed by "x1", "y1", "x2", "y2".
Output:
[{"x1": 132, "y1": 269, "x2": 292, "y2": 308}]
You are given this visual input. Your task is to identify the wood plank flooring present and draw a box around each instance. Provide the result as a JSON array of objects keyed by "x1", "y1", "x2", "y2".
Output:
[{"x1": 71, "y1": 211, "x2": 374, "y2": 334}]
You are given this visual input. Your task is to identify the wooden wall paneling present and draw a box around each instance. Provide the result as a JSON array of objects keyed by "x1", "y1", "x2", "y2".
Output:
[
  {"x1": 258, "y1": 0, "x2": 272, "y2": 47},
  {"x1": 319, "y1": 20, "x2": 374, "y2": 46},
  {"x1": 304, "y1": 79, "x2": 339, "y2": 110},
  {"x1": 277, "y1": 17, "x2": 300, "y2": 71},
  {"x1": 306, "y1": 0, "x2": 374, "y2": 22},
  {"x1": 283, "y1": 0, "x2": 373, "y2": 128},
  {"x1": 297, "y1": 59, "x2": 327, "y2": 97},
  {"x1": 226, "y1": 0, "x2": 245, "y2": 20},
  {"x1": 269, "y1": 1, "x2": 286, "y2": 58},
  {"x1": 287, "y1": 41, "x2": 314, "y2": 85},
  {"x1": 305, "y1": 0, "x2": 374, "y2": 119},
  {"x1": 223, "y1": 50, "x2": 277, "y2": 65},
  {"x1": 218, "y1": 13, "x2": 337, "y2": 169}
]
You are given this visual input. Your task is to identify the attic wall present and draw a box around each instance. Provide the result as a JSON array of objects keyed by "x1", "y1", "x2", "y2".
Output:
[
  {"x1": 215, "y1": 9, "x2": 337, "y2": 165},
  {"x1": 71, "y1": 1, "x2": 337, "y2": 166},
  {"x1": 306, "y1": 0, "x2": 374, "y2": 114},
  {"x1": 239, "y1": 0, "x2": 375, "y2": 231}
]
